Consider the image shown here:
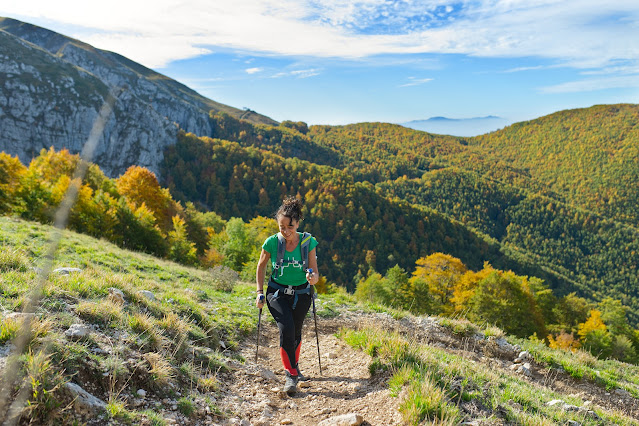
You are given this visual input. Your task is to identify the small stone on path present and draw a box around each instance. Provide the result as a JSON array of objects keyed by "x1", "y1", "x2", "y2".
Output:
[{"x1": 318, "y1": 413, "x2": 364, "y2": 426}]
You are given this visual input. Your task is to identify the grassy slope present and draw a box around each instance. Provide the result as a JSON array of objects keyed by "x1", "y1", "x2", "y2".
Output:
[{"x1": 1, "y1": 215, "x2": 638, "y2": 424}]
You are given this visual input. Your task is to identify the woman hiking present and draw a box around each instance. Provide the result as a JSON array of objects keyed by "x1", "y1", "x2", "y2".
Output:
[{"x1": 255, "y1": 197, "x2": 319, "y2": 395}]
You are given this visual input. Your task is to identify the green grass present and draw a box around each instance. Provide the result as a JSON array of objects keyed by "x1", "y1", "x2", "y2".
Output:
[
  {"x1": 515, "y1": 337, "x2": 639, "y2": 397},
  {"x1": 2, "y1": 215, "x2": 638, "y2": 424},
  {"x1": 339, "y1": 325, "x2": 639, "y2": 425},
  {"x1": 177, "y1": 396, "x2": 196, "y2": 417},
  {"x1": 0, "y1": 217, "x2": 263, "y2": 422}
]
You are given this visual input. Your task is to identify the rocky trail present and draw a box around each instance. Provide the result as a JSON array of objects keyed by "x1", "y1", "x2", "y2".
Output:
[{"x1": 214, "y1": 310, "x2": 639, "y2": 425}]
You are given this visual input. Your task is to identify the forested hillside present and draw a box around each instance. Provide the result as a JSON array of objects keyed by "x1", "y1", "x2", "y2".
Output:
[
  {"x1": 161, "y1": 132, "x2": 542, "y2": 288},
  {"x1": 160, "y1": 109, "x2": 639, "y2": 325},
  {"x1": 472, "y1": 104, "x2": 639, "y2": 226}
]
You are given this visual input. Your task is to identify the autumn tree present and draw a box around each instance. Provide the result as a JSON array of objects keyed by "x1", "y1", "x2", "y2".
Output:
[
  {"x1": 116, "y1": 166, "x2": 176, "y2": 229},
  {"x1": 168, "y1": 215, "x2": 198, "y2": 265},
  {"x1": 411, "y1": 253, "x2": 467, "y2": 315},
  {"x1": 0, "y1": 152, "x2": 26, "y2": 213},
  {"x1": 577, "y1": 310, "x2": 612, "y2": 358}
]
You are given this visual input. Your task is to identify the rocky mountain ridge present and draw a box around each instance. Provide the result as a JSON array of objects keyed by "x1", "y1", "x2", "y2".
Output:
[{"x1": 0, "y1": 17, "x2": 276, "y2": 177}]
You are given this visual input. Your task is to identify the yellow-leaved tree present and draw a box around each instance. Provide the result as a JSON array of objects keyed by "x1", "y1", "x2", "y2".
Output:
[
  {"x1": 410, "y1": 253, "x2": 467, "y2": 315},
  {"x1": 116, "y1": 166, "x2": 177, "y2": 230},
  {"x1": 0, "y1": 152, "x2": 26, "y2": 213},
  {"x1": 577, "y1": 309, "x2": 612, "y2": 358}
]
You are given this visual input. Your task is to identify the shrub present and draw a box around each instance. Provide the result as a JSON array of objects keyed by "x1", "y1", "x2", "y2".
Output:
[{"x1": 209, "y1": 266, "x2": 239, "y2": 292}]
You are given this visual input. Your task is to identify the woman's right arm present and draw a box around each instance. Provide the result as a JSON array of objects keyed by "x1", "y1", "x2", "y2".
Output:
[{"x1": 255, "y1": 249, "x2": 270, "y2": 308}]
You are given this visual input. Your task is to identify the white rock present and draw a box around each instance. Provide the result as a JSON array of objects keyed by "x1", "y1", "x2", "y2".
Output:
[
  {"x1": 518, "y1": 350, "x2": 531, "y2": 360},
  {"x1": 139, "y1": 290, "x2": 156, "y2": 300},
  {"x1": 65, "y1": 382, "x2": 106, "y2": 415},
  {"x1": 137, "y1": 389, "x2": 147, "y2": 397},
  {"x1": 259, "y1": 368, "x2": 278, "y2": 382},
  {"x1": 547, "y1": 399, "x2": 564, "y2": 406},
  {"x1": 65, "y1": 324, "x2": 91, "y2": 339},
  {"x1": 318, "y1": 413, "x2": 365, "y2": 426},
  {"x1": 53, "y1": 267, "x2": 82, "y2": 275},
  {"x1": 108, "y1": 287, "x2": 125, "y2": 304}
]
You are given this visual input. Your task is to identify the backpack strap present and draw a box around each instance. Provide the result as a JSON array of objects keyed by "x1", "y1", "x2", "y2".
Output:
[
  {"x1": 273, "y1": 233, "x2": 286, "y2": 279},
  {"x1": 300, "y1": 232, "x2": 312, "y2": 270}
]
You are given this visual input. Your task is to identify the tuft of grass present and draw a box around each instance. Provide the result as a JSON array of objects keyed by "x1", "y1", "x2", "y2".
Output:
[
  {"x1": 389, "y1": 365, "x2": 417, "y2": 397},
  {"x1": 139, "y1": 409, "x2": 167, "y2": 426},
  {"x1": 129, "y1": 313, "x2": 164, "y2": 353},
  {"x1": 158, "y1": 312, "x2": 189, "y2": 356},
  {"x1": 438, "y1": 317, "x2": 479, "y2": 337},
  {"x1": 21, "y1": 350, "x2": 68, "y2": 423},
  {"x1": 197, "y1": 376, "x2": 219, "y2": 392},
  {"x1": 178, "y1": 361, "x2": 197, "y2": 382},
  {"x1": 482, "y1": 325, "x2": 505, "y2": 338},
  {"x1": 0, "y1": 317, "x2": 20, "y2": 343},
  {"x1": 177, "y1": 396, "x2": 196, "y2": 417},
  {"x1": 399, "y1": 375, "x2": 461, "y2": 425},
  {"x1": 0, "y1": 247, "x2": 30, "y2": 272},
  {"x1": 106, "y1": 400, "x2": 135, "y2": 423},
  {"x1": 0, "y1": 316, "x2": 52, "y2": 348},
  {"x1": 143, "y1": 352, "x2": 173, "y2": 387},
  {"x1": 76, "y1": 300, "x2": 123, "y2": 326}
]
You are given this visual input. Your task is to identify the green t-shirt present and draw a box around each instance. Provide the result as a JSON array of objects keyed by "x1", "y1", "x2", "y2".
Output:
[{"x1": 262, "y1": 232, "x2": 318, "y2": 286}]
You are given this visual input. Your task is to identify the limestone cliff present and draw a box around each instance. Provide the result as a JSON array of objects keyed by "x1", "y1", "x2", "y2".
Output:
[{"x1": 0, "y1": 17, "x2": 276, "y2": 177}]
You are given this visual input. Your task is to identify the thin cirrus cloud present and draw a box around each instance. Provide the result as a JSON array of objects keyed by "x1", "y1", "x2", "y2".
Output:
[
  {"x1": 2, "y1": 0, "x2": 639, "y2": 74},
  {"x1": 399, "y1": 77, "x2": 434, "y2": 87},
  {"x1": 541, "y1": 75, "x2": 639, "y2": 94}
]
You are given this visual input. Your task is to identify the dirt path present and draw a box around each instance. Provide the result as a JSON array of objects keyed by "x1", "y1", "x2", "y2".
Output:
[
  {"x1": 219, "y1": 316, "x2": 402, "y2": 425},
  {"x1": 215, "y1": 310, "x2": 639, "y2": 425}
]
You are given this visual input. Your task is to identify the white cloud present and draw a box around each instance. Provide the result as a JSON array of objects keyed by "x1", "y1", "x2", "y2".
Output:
[
  {"x1": 541, "y1": 75, "x2": 639, "y2": 93},
  {"x1": 2, "y1": 0, "x2": 639, "y2": 74},
  {"x1": 272, "y1": 68, "x2": 321, "y2": 78},
  {"x1": 246, "y1": 67, "x2": 263, "y2": 74},
  {"x1": 399, "y1": 77, "x2": 434, "y2": 87}
]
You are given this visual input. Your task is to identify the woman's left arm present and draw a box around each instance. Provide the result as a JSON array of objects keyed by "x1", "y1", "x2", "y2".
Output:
[{"x1": 307, "y1": 247, "x2": 319, "y2": 285}]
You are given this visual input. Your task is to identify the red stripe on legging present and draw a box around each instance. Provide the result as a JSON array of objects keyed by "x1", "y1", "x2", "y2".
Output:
[{"x1": 280, "y1": 347, "x2": 297, "y2": 376}]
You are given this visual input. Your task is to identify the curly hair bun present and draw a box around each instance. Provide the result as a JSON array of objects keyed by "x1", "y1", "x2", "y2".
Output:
[{"x1": 276, "y1": 196, "x2": 304, "y2": 222}]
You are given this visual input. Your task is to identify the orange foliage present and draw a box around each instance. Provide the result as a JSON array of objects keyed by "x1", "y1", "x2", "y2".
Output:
[
  {"x1": 548, "y1": 331, "x2": 581, "y2": 351},
  {"x1": 116, "y1": 166, "x2": 176, "y2": 228}
]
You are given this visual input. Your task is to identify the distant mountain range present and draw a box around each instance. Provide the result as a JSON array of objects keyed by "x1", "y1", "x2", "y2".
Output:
[{"x1": 402, "y1": 115, "x2": 509, "y2": 136}]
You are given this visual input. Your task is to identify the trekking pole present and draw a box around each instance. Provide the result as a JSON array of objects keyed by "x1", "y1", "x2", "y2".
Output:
[
  {"x1": 255, "y1": 305, "x2": 263, "y2": 362},
  {"x1": 308, "y1": 269, "x2": 323, "y2": 375}
]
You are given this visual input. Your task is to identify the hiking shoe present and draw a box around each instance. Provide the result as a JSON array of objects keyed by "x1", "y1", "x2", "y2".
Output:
[
  {"x1": 283, "y1": 371, "x2": 298, "y2": 395},
  {"x1": 296, "y1": 368, "x2": 309, "y2": 381}
]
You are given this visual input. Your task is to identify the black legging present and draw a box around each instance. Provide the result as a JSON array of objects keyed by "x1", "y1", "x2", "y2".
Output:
[{"x1": 266, "y1": 283, "x2": 312, "y2": 376}]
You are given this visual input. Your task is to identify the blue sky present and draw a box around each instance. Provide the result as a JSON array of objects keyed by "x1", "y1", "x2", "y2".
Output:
[{"x1": 2, "y1": 0, "x2": 639, "y2": 131}]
